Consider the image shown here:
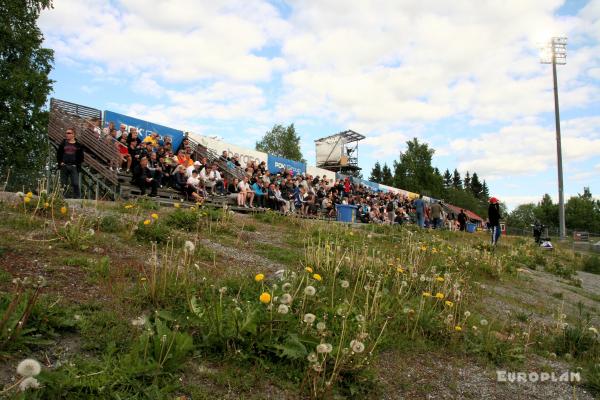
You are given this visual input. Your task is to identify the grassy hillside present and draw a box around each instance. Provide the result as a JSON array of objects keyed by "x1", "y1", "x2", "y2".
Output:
[{"x1": 0, "y1": 191, "x2": 599, "y2": 399}]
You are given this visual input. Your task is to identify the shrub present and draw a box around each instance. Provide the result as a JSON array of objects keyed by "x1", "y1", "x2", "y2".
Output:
[
  {"x1": 134, "y1": 220, "x2": 172, "y2": 244},
  {"x1": 582, "y1": 256, "x2": 600, "y2": 275},
  {"x1": 98, "y1": 214, "x2": 124, "y2": 233},
  {"x1": 165, "y1": 208, "x2": 200, "y2": 231}
]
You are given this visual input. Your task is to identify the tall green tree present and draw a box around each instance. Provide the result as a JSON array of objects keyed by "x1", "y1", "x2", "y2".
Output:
[
  {"x1": 381, "y1": 163, "x2": 393, "y2": 186},
  {"x1": 452, "y1": 169, "x2": 462, "y2": 189},
  {"x1": 392, "y1": 138, "x2": 443, "y2": 197},
  {"x1": 565, "y1": 187, "x2": 600, "y2": 232},
  {"x1": 463, "y1": 171, "x2": 471, "y2": 192},
  {"x1": 443, "y1": 169, "x2": 452, "y2": 188},
  {"x1": 0, "y1": 0, "x2": 54, "y2": 188},
  {"x1": 481, "y1": 180, "x2": 490, "y2": 200},
  {"x1": 470, "y1": 172, "x2": 483, "y2": 199},
  {"x1": 535, "y1": 194, "x2": 559, "y2": 227},
  {"x1": 369, "y1": 162, "x2": 383, "y2": 183},
  {"x1": 256, "y1": 124, "x2": 303, "y2": 162},
  {"x1": 507, "y1": 203, "x2": 537, "y2": 229}
]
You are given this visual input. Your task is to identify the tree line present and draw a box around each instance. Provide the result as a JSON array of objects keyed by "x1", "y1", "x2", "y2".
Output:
[
  {"x1": 507, "y1": 188, "x2": 600, "y2": 234},
  {"x1": 369, "y1": 138, "x2": 491, "y2": 217}
]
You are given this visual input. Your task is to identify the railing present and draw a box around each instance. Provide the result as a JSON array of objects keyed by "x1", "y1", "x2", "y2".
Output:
[{"x1": 186, "y1": 136, "x2": 245, "y2": 181}]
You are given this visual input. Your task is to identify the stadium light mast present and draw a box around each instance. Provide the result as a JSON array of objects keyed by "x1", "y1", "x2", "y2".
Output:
[{"x1": 540, "y1": 36, "x2": 567, "y2": 241}]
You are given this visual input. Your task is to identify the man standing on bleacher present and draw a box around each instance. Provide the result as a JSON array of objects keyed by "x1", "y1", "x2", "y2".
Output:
[{"x1": 57, "y1": 127, "x2": 84, "y2": 198}]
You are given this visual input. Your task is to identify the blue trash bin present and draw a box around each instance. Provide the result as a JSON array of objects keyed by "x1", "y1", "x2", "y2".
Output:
[
  {"x1": 336, "y1": 204, "x2": 358, "y2": 223},
  {"x1": 466, "y1": 222, "x2": 476, "y2": 233}
]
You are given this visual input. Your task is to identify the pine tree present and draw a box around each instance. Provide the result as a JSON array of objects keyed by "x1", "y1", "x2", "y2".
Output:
[
  {"x1": 443, "y1": 169, "x2": 452, "y2": 188},
  {"x1": 381, "y1": 163, "x2": 393, "y2": 185},
  {"x1": 452, "y1": 169, "x2": 462, "y2": 189},
  {"x1": 481, "y1": 180, "x2": 490, "y2": 200},
  {"x1": 369, "y1": 162, "x2": 383, "y2": 183},
  {"x1": 463, "y1": 171, "x2": 471, "y2": 191},
  {"x1": 470, "y1": 172, "x2": 483, "y2": 199}
]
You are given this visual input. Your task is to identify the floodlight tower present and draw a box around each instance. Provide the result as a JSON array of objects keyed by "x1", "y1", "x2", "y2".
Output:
[{"x1": 540, "y1": 37, "x2": 567, "y2": 241}]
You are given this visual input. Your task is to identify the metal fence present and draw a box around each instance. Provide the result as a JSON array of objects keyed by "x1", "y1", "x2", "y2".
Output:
[{"x1": 505, "y1": 225, "x2": 600, "y2": 254}]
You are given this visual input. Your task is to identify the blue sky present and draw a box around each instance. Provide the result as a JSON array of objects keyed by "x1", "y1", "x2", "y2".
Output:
[{"x1": 39, "y1": 0, "x2": 600, "y2": 209}]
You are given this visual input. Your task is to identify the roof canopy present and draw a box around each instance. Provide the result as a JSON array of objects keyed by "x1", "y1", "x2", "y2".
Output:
[{"x1": 315, "y1": 130, "x2": 365, "y2": 143}]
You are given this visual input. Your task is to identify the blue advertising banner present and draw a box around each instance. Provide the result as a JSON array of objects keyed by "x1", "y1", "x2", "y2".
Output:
[
  {"x1": 267, "y1": 155, "x2": 306, "y2": 176},
  {"x1": 103, "y1": 110, "x2": 185, "y2": 151}
]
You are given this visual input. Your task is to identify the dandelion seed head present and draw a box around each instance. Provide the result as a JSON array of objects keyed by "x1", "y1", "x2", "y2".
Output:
[
  {"x1": 350, "y1": 340, "x2": 365, "y2": 353},
  {"x1": 16, "y1": 359, "x2": 41, "y2": 377},
  {"x1": 19, "y1": 377, "x2": 40, "y2": 391},
  {"x1": 316, "y1": 322, "x2": 326, "y2": 331},
  {"x1": 280, "y1": 293, "x2": 292, "y2": 305},
  {"x1": 340, "y1": 280, "x2": 350, "y2": 288},
  {"x1": 277, "y1": 304, "x2": 289, "y2": 314},
  {"x1": 303, "y1": 313, "x2": 316, "y2": 324},
  {"x1": 304, "y1": 286, "x2": 316, "y2": 296}
]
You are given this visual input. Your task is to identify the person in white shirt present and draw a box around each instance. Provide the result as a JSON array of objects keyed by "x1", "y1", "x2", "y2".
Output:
[
  {"x1": 207, "y1": 164, "x2": 224, "y2": 195},
  {"x1": 237, "y1": 176, "x2": 254, "y2": 208},
  {"x1": 186, "y1": 170, "x2": 203, "y2": 202},
  {"x1": 187, "y1": 160, "x2": 200, "y2": 177}
]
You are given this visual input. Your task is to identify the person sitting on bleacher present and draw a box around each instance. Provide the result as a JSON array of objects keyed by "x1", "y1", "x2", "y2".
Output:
[
  {"x1": 147, "y1": 152, "x2": 163, "y2": 187},
  {"x1": 116, "y1": 135, "x2": 132, "y2": 172},
  {"x1": 132, "y1": 157, "x2": 159, "y2": 197},
  {"x1": 126, "y1": 127, "x2": 142, "y2": 147},
  {"x1": 159, "y1": 151, "x2": 176, "y2": 187},
  {"x1": 186, "y1": 169, "x2": 204, "y2": 202},
  {"x1": 187, "y1": 160, "x2": 201, "y2": 177},
  {"x1": 238, "y1": 175, "x2": 254, "y2": 208},
  {"x1": 219, "y1": 150, "x2": 230, "y2": 163},
  {"x1": 128, "y1": 139, "x2": 141, "y2": 170},
  {"x1": 274, "y1": 185, "x2": 289, "y2": 213},
  {"x1": 143, "y1": 131, "x2": 159, "y2": 147},
  {"x1": 251, "y1": 178, "x2": 266, "y2": 208},
  {"x1": 173, "y1": 165, "x2": 188, "y2": 193},
  {"x1": 117, "y1": 124, "x2": 127, "y2": 140},
  {"x1": 206, "y1": 164, "x2": 224, "y2": 195}
]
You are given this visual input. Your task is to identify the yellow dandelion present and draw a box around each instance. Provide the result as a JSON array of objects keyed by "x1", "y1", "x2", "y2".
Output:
[
  {"x1": 436, "y1": 276, "x2": 444, "y2": 282},
  {"x1": 24, "y1": 197, "x2": 31, "y2": 204},
  {"x1": 312, "y1": 273, "x2": 322, "y2": 281},
  {"x1": 151, "y1": 213, "x2": 159, "y2": 219},
  {"x1": 397, "y1": 267, "x2": 405, "y2": 273},
  {"x1": 435, "y1": 292, "x2": 445, "y2": 299},
  {"x1": 255, "y1": 273, "x2": 265, "y2": 282},
  {"x1": 26, "y1": 192, "x2": 33, "y2": 198},
  {"x1": 420, "y1": 245, "x2": 427, "y2": 251},
  {"x1": 174, "y1": 203, "x2": 180, "y2": 208},
  {"x1": 60, "y1": 206, "x2": 67, "y2": 215},
  {"x1": 143, "y1": 219, "x2": 151, "y2": 225},
  {"x1": 189, "y1": 206, "x2": 196, "y2": 210},
  {"x1": 349, "y1": 231, "x2": 354, "y2": 236},
  {"x1": 422, "y1": 292, "x2": 432, "y2": 297},
  {"x1": 432, "y1": 248, "x2": 438, "y2": 254},
  {"x1": 259, "y1": 292, "x2": 271, "y2": 304},
  {"x1": 43, "y1": 202, "x2": 49, "y2": 208},
  {"x1": 124, "y1": 204, "x2": 133, "y2": 209},
  {"x1": 445, "y1": 300, "x2": 454, "y2": 307},
  {"x1": 305, "y1": 266, "x2": 313, "y2": 273},
  {"x1": 454, "y1": 325, "x2": 462, "y2": 332},
  {"x1": 140, "y1": 277, "x2": 147, "y2": 281}
]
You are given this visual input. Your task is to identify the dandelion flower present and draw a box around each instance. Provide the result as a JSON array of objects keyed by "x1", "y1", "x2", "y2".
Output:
[
  {"x1": 143, "y1": 219, "x2": 151, "y2": 225},
  {"x1": 313, "y1": 364, "x2": 323, "y2": 372},
  {"x1": 26, "y1": 192, "x2": 33, "y2": 198},
  {"x1": 350, "y1": 340, "x2": 365, "y2": 353},
  {"x1": 355, "y1": 314, "x2": 365, "y2": 323},
  {"x1": 303, "y1": 313, "x2": 316, "y2": 324},
  {"x1": 307, "y1": 352, "x2": 318, "y2": 362},
  {"x1": 277, "y1": 304, "x2": 289, "y2": 314},
  {"x1": 445, "y1": 300, "x2": 454, "y2": 307},
  {"x1": 436, "y1": 276, "x2": 444, "y2": 282},
  {"x1": 131, "y1": 316, "x2": 147, "y2": 327},
  {"x1": 401, "y1": 280, "x2": 408, "y2": 287},
  {"x1": 316, "y1": 343, "x2": 333, "y2": 354},
  {"x1": 464, "y1": 311, "x2": 471, "y2": 318},
  {"x1": 422, "y1": 292, "x2": 431, "y2": 297},
  {"x1": 305, "y1": 266, "x2": 313, "y2": 273},
  {"x1": 19, "y1": 377, "x2": 40, "y2": 391},
  {"x1": 420, "y1": 245, "x2": 427, "y2": 251},
  {"x1": 480, "y1": 319, "x2": 488, "y2": 326},
  {"x1": 174, "y1": 203, "x2": 180, "y2": 208},
  {"x1": 43, "y1": 202, "x2": 49, "y2": 208},
  {"x1": 316, "y1": 322, "x2": 326, "y2": 331},
  {"x1": 312, "y1": 273, "x2": 322, "y2": 281},
  {"x1": 16, "y1": 359, "x2": 41, "y2": 377},
  {"x1": 218, "y1": 287, "x2": 227, "y2": 294},
  {"x1": 16, "y1": 191, "x2": 25, "y2": 197},
  {"x1": 255, "y1": 273, "x2": 265, "y2": 282},
  {"x1": 259, "y1": 292, "x2": 271, "y2": 304},
  {"x1": 340, "y1": 280, "x2": 350, "y2": 288},
  {"x1": 304, "y1": 286, "x2": 316, "y2": 296},
  {"x1": 435, "y1": 292, "x2": 445, "y2": 299},
  {"x1": 280, "y1": 293, "x2": 292, "y2": 305},
  {"x1": 397, "y1": 267, "x2": 405, "y2": 273},
  {"x1": 282, "y1": 282, "x2": 292, "y2": 291},
  {"x1": 454, "y1": 325, "x2": 462, "y2": 332},
  {"x1": 184, "y1": 240, "x2": 195, "y2": 253}
]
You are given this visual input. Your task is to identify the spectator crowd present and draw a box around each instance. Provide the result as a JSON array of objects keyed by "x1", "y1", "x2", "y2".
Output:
[{"x1": 90, "y1": 120, "x2": 478, "y2": 230}]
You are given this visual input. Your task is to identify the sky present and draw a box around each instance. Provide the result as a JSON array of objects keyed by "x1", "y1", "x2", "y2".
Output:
[{"x1": 38, "y1": 0, "x2": 600, "y2": 209}]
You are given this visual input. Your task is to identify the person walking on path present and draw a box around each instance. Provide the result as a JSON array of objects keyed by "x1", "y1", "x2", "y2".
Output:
[
  {"x1": 57, "y1": 127, "x2": 85, "y2": 198},
  {"x1": 488, "y1": 197, "x2": 502, "y2": 246}
]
